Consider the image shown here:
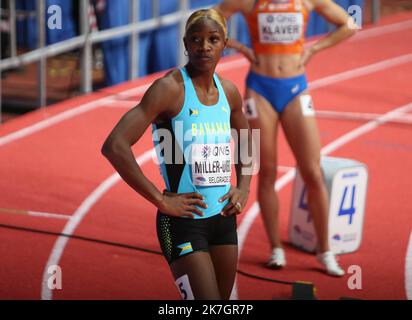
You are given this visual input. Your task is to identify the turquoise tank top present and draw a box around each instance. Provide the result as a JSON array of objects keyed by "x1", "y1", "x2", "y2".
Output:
[{"x1": 152, "y1": 67, "x2": 232, "y2": 219}]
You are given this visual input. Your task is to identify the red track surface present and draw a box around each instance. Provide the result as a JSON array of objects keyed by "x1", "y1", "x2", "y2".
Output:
[{"x1": 1, "y1": 12, "x2": 412, "y2": 300}]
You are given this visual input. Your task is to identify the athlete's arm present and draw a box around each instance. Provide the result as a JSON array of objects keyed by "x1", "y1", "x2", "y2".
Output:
[
  {"x1": 219, "y1": 79, "x2": 252, "y2": 216},
  {"x1": 214, "y1": 0, "x2": 257, "y2": 64},
  {"x1": 214, "y1": 0, "x2": 253, "y2": 19},
  {"x1": 302, "y1": 0, "x2": 357, "y2": 65},
  {"x1": 101, "y1": 76, "x2": 206, "y2": 218}
]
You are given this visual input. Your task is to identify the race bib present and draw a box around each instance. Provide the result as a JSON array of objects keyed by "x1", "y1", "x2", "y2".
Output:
[
  {"x1": 258, "y1": 12, "x2": 303, "y2": 44},
  {"x1": 191, "y1": 143, "x2": 231, "y2": 186}
]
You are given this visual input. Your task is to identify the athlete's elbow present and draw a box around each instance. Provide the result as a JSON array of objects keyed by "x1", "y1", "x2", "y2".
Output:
[
  {"x1": 345, "y1": 17, "x2": 359, "y2": 37},
  {"x1": 347, "y1": 25, "x2": 358, "y2": 37},
  {"x1": 101, "y1": 136, "x2": 122, "y2": 160}
]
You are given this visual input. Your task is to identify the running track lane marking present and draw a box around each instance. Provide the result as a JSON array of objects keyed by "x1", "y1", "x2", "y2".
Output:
[
  {"x1": 104, "y1": 53, "x2": 412, "y2": 112},
  {"x1": 40, "y1": 149, "x2": 156, "y2": 300},
  {"x1": 316, "y1": 110, "x2": 412, "y2": 125},
  {"x1": 0, "y1": 83, "x2": 148, "y2": 147},
  {"x1": 309, "y1": 53, "x2": 412, "y2": 90},
  {"x1": 40, "y1": 60, "x2": 412, "y2": 299},
  {"x1": 232, "y1": 101, "x2": 412, "y2": 300},
  {"x1": 406, "y1": 231, "x2": 412, "y2": 300},
  {"x1": 1, "y1": 18, "x2": 412, "y2": 147},
  {"x1": 0, "y1": 207, "x2": 71, "y2": 220}
]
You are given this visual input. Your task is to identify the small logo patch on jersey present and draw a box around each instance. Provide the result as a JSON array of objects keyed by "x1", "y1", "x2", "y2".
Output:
[
  {"x1": 178, "y1": 242, "x2": 193, "y2": 256},
  {"x1": 221, "y1": 106, "x2": 229, "y2": 114},
  {"x1": 190, "y1": 109, "x2": 199, "y2": 116},
  {"x1": 201, "y1": 145, "x2": 212, "y2": 159}
]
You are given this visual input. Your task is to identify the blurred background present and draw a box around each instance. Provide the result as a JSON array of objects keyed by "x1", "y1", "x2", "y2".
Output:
[{"x1": 0, "y1": 0, "x2": 411, "y2": 122}]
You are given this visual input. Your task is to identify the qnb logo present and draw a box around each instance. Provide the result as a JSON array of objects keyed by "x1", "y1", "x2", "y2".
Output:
[
  {"x1": 347, "y1": 5, "x2": 362, "y2": 30},
  {"x1": 201, "y1": 145, "x2": 211, "y2": 159},
  {"x1": 47, "y1": 5, "x2": 62, "y2": 30},
  {"x1": 47, "y1": 265, "x2": 62, "y2": 290}
]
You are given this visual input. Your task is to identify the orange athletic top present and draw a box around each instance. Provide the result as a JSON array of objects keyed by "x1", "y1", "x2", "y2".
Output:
[{"x1": 244, "y1": 0, "x2": 309, "y2": 54}]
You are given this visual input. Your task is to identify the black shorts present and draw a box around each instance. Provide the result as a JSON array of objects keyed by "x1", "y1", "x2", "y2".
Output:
[{"x1": 156, "y1": 212, "x2": 238, "y2": 265}]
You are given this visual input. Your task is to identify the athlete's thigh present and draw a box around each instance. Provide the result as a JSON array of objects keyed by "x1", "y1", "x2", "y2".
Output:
[
  {"x1": 280, "y1": 92, "x2": 321, "y2": 171},
  {"x1": 170, "y1": 251, "x2": 221, "y2": 300},
  {"x1": 209, "y1": 244, "x2": 238, "y2": 300},
  {"x1": 244, "y1": 88, "x2": 280, "y2": 172}
]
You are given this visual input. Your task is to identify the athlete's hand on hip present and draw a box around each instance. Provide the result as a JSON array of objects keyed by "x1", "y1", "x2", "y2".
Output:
[
  {"x1": 158, "y1": 191, "x2": 207, "y2": 218},
  {"x1": 240, "y1": 46, "x2": 258, "y2": 65},
  {"x1": 300, "y1": 46, "x2": 316, "y2": 67},
  {"x1": 219, "y1": 186, "x2": 249, "y2": 217}
]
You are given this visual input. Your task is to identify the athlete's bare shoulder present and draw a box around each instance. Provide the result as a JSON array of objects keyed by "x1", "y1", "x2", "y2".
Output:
[
  {"x1": 141, "y1": 68, "x2": 185, "y2": 122},
  {"x1": 157, "y1": 69, "x2": 183, "y2": 93}
]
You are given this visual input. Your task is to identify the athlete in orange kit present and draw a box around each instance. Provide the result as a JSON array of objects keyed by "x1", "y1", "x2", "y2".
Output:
[{"x1": 215, "y1": 0, "x2": 357, "y2": 276}]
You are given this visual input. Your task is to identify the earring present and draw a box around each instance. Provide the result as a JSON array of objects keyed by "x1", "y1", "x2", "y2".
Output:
[{"x1": 184, "y1": 50, "x2": 189, "y2": 57}]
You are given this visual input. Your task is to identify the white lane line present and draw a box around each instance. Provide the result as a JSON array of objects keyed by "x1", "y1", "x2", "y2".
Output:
[
  {"x1": 0, "y1": 208, "x2": 71, "y2": 220},
  {"x1": 237, "y1": 169, "x2": 296, "y2": 260},
  {"x1": 321, "y1": 103, "x2": 412, "y2": 155},
  {"x1": 0, "y1": 98, "x2": 109, "y2": 147},
  {"x1": 316, "y1": 110, "x2": 412, "y2": 125},
  {"x1": 2, "y1": 17, "x2": 412, "y2": 148},
  {"x1": 109, "y1": 53, "x2": 412, "y2": 112},
  {"x1": 307, "y1": 18, "x2": 412, "y2": 47},
  {"x1": 234, "y1": 101, "x2": 412, "y2": 299},
  {"x1": 350, "y1": 19, "x2": 412, "y2": 42},
  {"x1": 40, "y1": 149, "x2": 156, "y2": 300},
  {"x1": 103, "y1": 99, "x2": 141, "y2": 109},
  {"x1": 278, "y1": 165, "x2": 294, "y2": 173},
  {"x1": 405, "y1": 231, "x2": 412, "y2": 300},
  {"x1": 309, "y1": 53, "x2": 412, "y2": 90}
]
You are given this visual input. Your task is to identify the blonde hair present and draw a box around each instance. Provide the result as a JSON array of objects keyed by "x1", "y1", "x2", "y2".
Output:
[{"x1": 185, "y1": 8, "x2": 228, "y2": 39}]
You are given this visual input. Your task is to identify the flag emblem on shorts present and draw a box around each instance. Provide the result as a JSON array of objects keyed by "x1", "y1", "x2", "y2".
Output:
[{"x1": 178, "y1": 242, "x2": 193, "y2": 256}]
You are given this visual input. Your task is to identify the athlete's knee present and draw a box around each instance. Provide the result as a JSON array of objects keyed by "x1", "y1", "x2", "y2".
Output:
[
  {"x1": 258, "y1": 166, "x2": 277, "y2": 187},
  {"x1": 300, "y1": 165, "x2": 324, "y2": 188}
]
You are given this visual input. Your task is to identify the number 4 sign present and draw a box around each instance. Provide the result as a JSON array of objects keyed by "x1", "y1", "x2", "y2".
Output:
[
  {"x1": 338, "y1": 185, "x2": 356, "y2": 225},
  {"x1": 289, "y1": 157, "x2": 368, "y2": 254}
]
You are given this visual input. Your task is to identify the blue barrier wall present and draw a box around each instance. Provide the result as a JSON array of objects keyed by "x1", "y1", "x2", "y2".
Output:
[
  {"x1": 46, "y1": 0, "x2": 76, "y2": 45},
  {"x1": 148, "y1": 0, "x2": 179, "y2": 74},
  {"x1": 16, "y1": 0, "x2": 36, "y2": 49},
  {"x1": 98, "y1": 0, "x2": 153, "y2": 85},
  {"x1": 16, "y1": 0, "x2": 76, "y2": 48}
]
